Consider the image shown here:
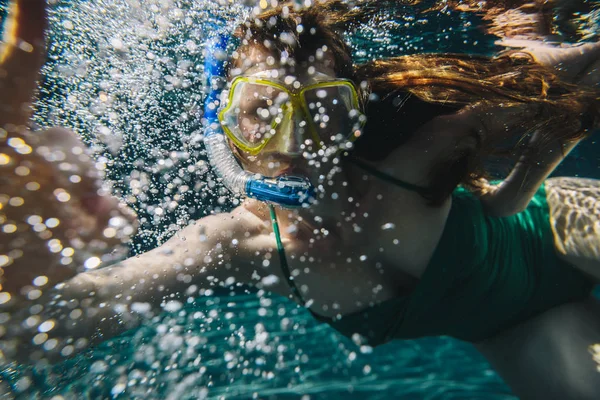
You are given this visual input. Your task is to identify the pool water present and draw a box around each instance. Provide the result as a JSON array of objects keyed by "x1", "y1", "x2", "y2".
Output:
[
  {"x1": 3, "y1": 293, "x2": 512, "y2": 399},
  {"x1": 1, "y1": 0, "x2": 599, "y2": 398}
]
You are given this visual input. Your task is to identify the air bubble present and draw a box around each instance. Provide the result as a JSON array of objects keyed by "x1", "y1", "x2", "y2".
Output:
[{"x1": 84, "y1": 257, "x2": 102, "y2": 269}]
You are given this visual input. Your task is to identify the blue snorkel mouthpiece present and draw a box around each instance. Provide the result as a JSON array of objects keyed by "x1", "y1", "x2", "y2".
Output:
[
  {"x1": 203, "y1": 34, "x2": 315, "y2": 208},
  {"x1": 246, "y1": 175, "x2": 314, "y2": 208}
]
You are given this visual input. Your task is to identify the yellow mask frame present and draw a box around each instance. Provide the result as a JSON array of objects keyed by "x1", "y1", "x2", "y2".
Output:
[{"x1": 217, "y1": 76, "x2": 364, "y2": 155}]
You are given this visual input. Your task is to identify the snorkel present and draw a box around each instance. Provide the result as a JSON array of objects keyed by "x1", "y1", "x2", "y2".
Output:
[{"x1": 203, "y1": 35, "x2": 316, "y2": 208}]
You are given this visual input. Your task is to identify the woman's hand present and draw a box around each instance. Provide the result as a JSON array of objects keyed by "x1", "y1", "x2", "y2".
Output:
[{"x1": 0, "y1": 0, "x2": 137, "y2": 306}]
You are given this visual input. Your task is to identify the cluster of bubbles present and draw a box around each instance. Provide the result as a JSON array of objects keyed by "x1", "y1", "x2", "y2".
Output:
[{"x1": 35, "y1": 0, "x2": 250, "y2": 252}]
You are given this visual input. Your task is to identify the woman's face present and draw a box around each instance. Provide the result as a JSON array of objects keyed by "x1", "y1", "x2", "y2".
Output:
[{"x1": 226, "y1": 45, "x2": 357, "y2": 183}]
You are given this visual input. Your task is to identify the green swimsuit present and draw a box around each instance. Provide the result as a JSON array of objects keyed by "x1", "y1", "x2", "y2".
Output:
[{"x1": 271, "y1": 167, "x2": 595, "y2": 345}]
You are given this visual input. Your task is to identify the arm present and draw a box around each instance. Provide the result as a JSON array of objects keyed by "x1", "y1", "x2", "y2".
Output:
[
  {"x1": 1, "y1": 206, "x2": 289, "y2": 363},
  {"x1": 463, "y1": 39, "x2": 600, "y2": 215},
  {"x1": 477, "y1": 132, "x2": 581, "y2": 216},
  {"x1": 382, "y1": 101, "x2": 541, "y2": 190},
  {"x1": 442, "y1": 101, "x2": 585, "y2": 216},
  {"x1": 0, "y1": 0, "x2": 47, "y2": 130},
  {"x1": 500, "y1": 40, "x2": 600, "y2": 88}
]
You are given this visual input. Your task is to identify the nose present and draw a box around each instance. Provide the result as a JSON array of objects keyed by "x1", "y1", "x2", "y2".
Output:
[{"x1": 269, "y1": 108, "x2": 307, "y2": 156}]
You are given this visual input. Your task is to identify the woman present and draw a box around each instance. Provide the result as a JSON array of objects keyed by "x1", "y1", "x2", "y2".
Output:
[{"x1": 2, "y1": 0, "x2": 600, "y2": 398}]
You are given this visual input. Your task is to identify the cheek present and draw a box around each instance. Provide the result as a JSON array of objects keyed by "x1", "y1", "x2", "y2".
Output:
[{"x1": 236, "y1": 154, "x2": 269, "y2": 172}]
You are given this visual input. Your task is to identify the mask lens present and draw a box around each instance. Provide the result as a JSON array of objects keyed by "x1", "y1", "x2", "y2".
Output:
[
  {"x1": 303, "y1": 83, "x2": 362, "y2": 145},
  {"x1": 221, "y1": 81, "x2": 290, "y2": 149}
]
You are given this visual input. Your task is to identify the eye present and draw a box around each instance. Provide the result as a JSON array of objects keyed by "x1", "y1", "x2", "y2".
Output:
[{"x1": 242, "y1": 99, "x2": 269, "y2": 114}]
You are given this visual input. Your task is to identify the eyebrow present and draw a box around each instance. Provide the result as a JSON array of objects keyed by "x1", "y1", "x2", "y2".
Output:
[{"x1": 245, "y1": 69, "x2": 337, "y2": 84}]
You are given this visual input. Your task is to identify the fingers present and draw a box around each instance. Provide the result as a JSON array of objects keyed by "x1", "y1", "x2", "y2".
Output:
[
  {"x1": 24, "y1": 127, "x2": 138, "y2": 238},
  {"x1": 0, "y1": 0, "x2": 47, "y2": 133},
  {"x1": 0, "y1": 126, "x2": 137, "y2": 299}
]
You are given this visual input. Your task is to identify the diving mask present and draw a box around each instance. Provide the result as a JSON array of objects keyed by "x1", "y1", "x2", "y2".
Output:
[
  {"x1": 203, "y1": 36, "x2": 316, "y2": 208},
  {"x1": 218, "y1": 73, "x2": 365, "y2": 155}
]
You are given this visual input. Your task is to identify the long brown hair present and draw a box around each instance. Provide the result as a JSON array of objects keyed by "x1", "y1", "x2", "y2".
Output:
[{"x1": 233, "y1": 0, "x2": 599, "y2": 205}]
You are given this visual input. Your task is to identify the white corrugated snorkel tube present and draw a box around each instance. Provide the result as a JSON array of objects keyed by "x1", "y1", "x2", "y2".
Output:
[{"x1": 203, "y1": 34, "x2": 316, "y2": 208}]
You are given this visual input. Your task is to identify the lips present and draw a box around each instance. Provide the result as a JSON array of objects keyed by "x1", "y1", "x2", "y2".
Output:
[{"x1": 278, "y1": 166, "x2": 307, "y2": 177}]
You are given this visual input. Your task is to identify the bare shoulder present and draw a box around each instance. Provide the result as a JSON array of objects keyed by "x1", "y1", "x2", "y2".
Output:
[
  {"x1": 162, "y1": 203, "x2": 276, "y2": 266},
  {"x1": 377, "y1": 111, "x2": 477, "y2": 186},
  {"x1": 176, "y1": 202, "x2": 293, "y2": 297}
]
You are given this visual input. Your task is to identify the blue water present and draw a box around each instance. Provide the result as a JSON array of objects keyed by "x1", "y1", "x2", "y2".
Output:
[
  {"x1": 3, "y1": 293, "x2": 512, "y2": 399},
  {"x1": 1, "y1": 1, "x2": 599, "y2": 398}
]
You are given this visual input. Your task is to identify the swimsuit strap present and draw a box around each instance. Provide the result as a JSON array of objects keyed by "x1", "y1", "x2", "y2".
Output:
[
  {"x1": 345, "y1": 156, "x2": 435, "y2": 197},
  {"x1": 269, "y1": 205, "x2": 310, "y2": 307}
]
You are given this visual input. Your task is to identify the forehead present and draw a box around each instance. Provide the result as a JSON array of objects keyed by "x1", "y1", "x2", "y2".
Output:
[{"x1": 230, "y1": 45, "x2": 337, "y2": 83}]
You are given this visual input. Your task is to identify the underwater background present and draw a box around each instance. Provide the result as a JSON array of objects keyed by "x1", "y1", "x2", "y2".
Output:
[{"x1": 1, "y1": 0, "x2": 599, "y2": 398}]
